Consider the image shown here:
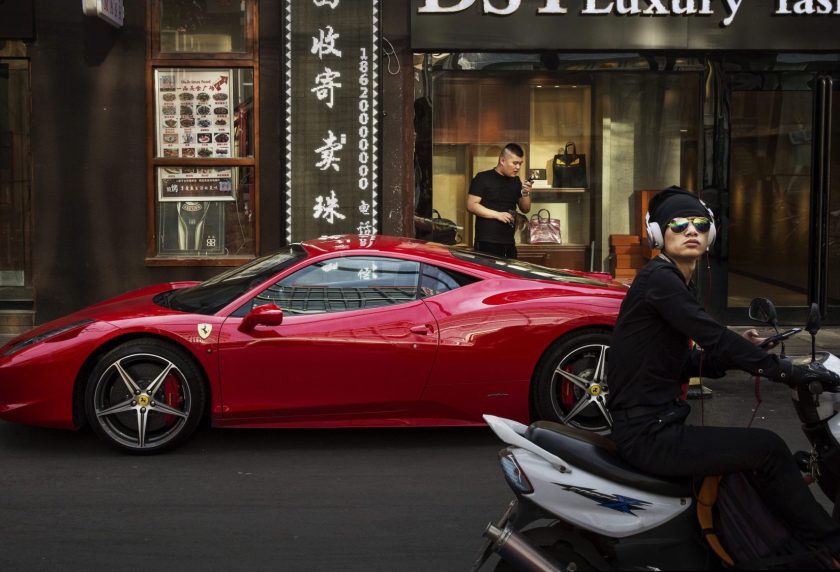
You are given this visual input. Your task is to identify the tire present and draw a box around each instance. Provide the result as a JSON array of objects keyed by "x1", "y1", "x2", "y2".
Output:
[
  {"x1": 532, "y1": 330, "x2": 612, "y2": 433},
  {"x1": 85, "y1": 339, "x2": 206, "y2": 453}
]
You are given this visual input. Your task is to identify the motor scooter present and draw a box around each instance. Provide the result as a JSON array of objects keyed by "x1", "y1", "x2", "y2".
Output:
[{"x1": 473, "y1": 298, "x2": 840, "y2": 571}]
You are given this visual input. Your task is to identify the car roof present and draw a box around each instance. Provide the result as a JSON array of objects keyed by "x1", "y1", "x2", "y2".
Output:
[{"x1": 300, "y1": 235, "x2": 459, "y2": 265}]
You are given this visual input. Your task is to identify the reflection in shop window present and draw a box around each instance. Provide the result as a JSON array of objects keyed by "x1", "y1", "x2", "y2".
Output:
[
  {"x1": 156, "y1": 167, "x2": 255, "y2": 258},
  {"x1": 159, "y1": 0, "x2": 247, "y2": 54}
]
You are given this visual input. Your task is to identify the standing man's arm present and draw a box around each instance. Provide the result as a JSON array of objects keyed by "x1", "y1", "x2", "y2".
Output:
[
  {"x1": 518, "y1": 179, "x2": 533, "y2": 213},
  {"x1": 467, "y1": 194, "x2": 513, "y2": 224}
]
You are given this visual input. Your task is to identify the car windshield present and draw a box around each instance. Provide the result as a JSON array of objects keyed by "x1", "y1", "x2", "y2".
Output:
[
  {"x1": 449, "y1": 247, "x2": 605, "y2": 286},
  {"x1": 163, "y1": 245, "x2": 308, "y2": 314}
]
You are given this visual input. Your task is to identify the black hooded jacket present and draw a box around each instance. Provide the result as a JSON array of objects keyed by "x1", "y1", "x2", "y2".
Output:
[{"x1": 606, "y1": 256, "x2": 788, "y2": 411}]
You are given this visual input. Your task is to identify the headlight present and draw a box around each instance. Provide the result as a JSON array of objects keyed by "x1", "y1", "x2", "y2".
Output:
[{"x1": 2, "y1": 319, "x2": 95, "y2": 357}]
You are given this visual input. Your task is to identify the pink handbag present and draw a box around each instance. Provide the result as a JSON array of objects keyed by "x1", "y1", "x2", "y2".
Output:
[{"x1": 528, "y1": 209, "x2": 562, "y2": 244}]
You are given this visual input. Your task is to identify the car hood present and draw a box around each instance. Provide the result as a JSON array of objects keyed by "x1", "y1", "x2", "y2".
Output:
[{"x1": 3, "y1": 282, "x2": 199, "y2": 347}]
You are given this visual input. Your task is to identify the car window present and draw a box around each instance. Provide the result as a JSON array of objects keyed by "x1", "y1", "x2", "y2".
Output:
[
  {"x1": 418, "y1": 264, "x2": 479, "y2": 298},
  {"x1": 160, "y1": 245, "x2": 307, "y2": 315},
  {"x1": 241, "y1": 256, "x2": 422, "y2": 315}
]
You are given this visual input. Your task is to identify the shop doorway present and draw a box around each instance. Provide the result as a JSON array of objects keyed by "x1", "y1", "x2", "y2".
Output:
[{"x1": 723, "y1": 65, "x2": 837, "y2": 323}]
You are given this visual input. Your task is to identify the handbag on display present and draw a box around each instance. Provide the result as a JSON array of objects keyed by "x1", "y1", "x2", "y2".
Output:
[
  {"x1": 414, "y1": 209, "x2": 460, "y2": 245},
  {"x1": 552, "y1": 142, "x2": 588, "y2": 188},
  {"x1": 528, "y1": 209, "x2": 562, "y2": 244}
]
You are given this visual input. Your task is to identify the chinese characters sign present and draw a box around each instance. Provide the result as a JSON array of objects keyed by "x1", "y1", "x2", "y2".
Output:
[{"x1": 285, "y1": 0, "x2": 379, "y2": 241}]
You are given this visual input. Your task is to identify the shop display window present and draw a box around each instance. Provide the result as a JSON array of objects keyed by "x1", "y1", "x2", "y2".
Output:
[
  {"x1": 0, "y1": 58, "x2": 30, "y2": 288},
  {"x1": 147, "y1": 2, "x2": 259, "y2": 265},
  {"x1": 423, "y1": 58, "x2": 701, "y2": 274},
  {"x1": 157, "y1": 0, "x2": 251, "y2": 56}
]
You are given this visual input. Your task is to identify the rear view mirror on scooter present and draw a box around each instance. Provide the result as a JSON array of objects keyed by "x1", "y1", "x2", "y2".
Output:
[{"x1": 748, "y1": 297, "x2": 777, "y2": 327}]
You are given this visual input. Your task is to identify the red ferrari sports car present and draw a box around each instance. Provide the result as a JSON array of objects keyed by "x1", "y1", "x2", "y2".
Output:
[{"x1": 0, "y1": 236, "x2": 626, "y2": 453}]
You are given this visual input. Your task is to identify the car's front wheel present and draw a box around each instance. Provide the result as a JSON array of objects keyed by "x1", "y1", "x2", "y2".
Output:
[
  {"x1": 532, "y1": 330, "x2": 612, "y2": 433},
  {"x1": 85, "y1": 339, "x2": 205, "y2": 453}
]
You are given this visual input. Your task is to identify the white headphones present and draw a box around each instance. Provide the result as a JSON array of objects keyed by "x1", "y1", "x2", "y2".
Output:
[{"x1": 645, "y1": 197, "x2": 716, "y2": 250}]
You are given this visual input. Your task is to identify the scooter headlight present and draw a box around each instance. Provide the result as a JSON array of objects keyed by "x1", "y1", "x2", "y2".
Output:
[{"x1": 499, "y1": 448, "x2": 533, "y2": 494}]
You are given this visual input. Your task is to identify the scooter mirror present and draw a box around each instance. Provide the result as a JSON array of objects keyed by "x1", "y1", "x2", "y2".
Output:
[
  {"x1": 806, "y1": 303, "x2": 821, "y2": 336},
  {"x1": 748, "y1": 298, "x2": 777, "y2": 327}
]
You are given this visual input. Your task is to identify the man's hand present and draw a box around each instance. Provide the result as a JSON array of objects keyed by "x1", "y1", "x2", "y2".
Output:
[
  {"x1": 743, "y1": 328, "x2": 774, "y2": 349},
  {"x1": 496, "y1": 210, "x2": 514, "y2": 225}
]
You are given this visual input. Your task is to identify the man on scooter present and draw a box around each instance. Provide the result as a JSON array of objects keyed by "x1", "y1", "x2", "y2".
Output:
[{"x1": 606, "y1": 186, "x2": 840, "y2": 559}]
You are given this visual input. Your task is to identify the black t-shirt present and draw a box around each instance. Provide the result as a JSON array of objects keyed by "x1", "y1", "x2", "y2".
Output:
[
  {"x1": 469, "y1": 169, "x2": 522, "y2": 244},
  {"x1": 606, "y1": 256, "x2": 785, "y2": 411}
]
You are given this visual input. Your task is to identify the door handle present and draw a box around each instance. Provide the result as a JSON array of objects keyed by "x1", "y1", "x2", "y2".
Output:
[{"x1": 409, "y1": 324, "x2": 434, "y2": 335}]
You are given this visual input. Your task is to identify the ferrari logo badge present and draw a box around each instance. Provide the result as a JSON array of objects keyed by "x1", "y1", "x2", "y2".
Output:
[{"x1": 197, "y1": 323, "x2": 213, "y2": 340}]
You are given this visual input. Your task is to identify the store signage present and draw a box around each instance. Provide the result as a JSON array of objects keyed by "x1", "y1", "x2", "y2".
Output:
[
  {"x1": 284, "y1": 0, "x2": 380, "y2": 242},
  {"x1": 412, "y1": 0, "x2": 840, "y2": 50},
  {"x1": 81, "y1": 0, "x2": 125, "y2": 29},
  {"x1": 417, "y1": 0, "x2": 840, "y2": 25}
]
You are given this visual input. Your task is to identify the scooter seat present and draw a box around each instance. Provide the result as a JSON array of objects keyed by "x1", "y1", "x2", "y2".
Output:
[{"x1": 525, "y1": 421, "x2": 693, "y2": 497}]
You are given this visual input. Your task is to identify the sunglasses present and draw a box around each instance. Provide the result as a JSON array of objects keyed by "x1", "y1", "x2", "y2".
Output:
[{"x1": 666, "y1": 216, "x2": 712, "y2": 234}]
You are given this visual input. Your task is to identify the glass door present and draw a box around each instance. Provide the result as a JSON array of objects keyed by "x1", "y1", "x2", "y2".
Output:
[
  {"x1": 828, "y1": 82, "x2": 840, "y2": 317},
  {"x1": 727, "y1": 87, "x2": 812, "y2": 310}
]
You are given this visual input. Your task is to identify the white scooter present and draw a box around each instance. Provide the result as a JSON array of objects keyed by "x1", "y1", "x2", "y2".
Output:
[{"x1": 473, "y1": 299, "x2": 840, "y2": 571}]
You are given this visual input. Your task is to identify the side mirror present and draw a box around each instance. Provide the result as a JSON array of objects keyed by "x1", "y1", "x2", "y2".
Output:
[
  {"x1": 239, "y1": 304, "x2": 284, "y2": 332},
  {"x1": 748, "y1": 297, "x2": 777, "y2": 327},
  {"x1": 806, "y1": 303, "x2": 821, "y2": 336}
]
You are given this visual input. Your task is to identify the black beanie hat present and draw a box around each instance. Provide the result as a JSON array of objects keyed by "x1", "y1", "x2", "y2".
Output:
[{"x1": 648, "y1": 186, "x2": 709, "y2": 230}]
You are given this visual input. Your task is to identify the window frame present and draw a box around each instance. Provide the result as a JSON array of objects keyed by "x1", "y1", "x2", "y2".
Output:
[
  {"x1": 145, "y1": 0, "x2": 260, "y2": 266},
  {"x1": 150, "y1": 0, "x2": 257, "y2": 61}
]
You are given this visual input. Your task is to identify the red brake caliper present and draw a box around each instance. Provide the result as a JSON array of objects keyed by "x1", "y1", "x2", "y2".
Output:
[
  {"x1": 561, "y1": 365, "x2": 576, "y2": 409},
  {"x1": 163, "y1": 376, "x2": 183, "y2": 426}
]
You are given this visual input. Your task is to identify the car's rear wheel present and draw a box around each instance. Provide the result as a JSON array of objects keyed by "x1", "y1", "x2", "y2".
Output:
[
  {"x1": 532, "y1": 330, "x2": 612, "y2": 433},
  {"x1": 85, "y1": 339, "x2": 205, "y2": 453}
]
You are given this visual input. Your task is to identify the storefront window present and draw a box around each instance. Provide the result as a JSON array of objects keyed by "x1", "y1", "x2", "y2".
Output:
[
  {"x1": 148, "y1": 2, "x2": 258, "y2": 265},
  {"x1": 159, "y1": 0, "x2": 248, "y2": 54},
  {"x1": 0, "y1": 59, "x2": 30, "y2": 288},
  {"x1": 156, "y1": 166, "x2": 254, "y2": 257},
  {"x1": 422, "y1": 55, "x2": 701, "y2": 275}
]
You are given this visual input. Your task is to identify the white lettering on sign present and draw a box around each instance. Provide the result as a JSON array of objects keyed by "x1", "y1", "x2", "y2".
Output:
[
  {"x1": 311, "y1": 25, "x2": 343, "y2": 59},
  {"x1": 417, "y1": 0, "x2": 840, "y2": 26},
  {"x1": 777, "y1": 0, "x2": 840, "y2": 14},
  {"x1": 313, "y1": 190, "x2": 347, "y2": 224},
  {"x1": 311, "y1": 68, "x2": 342, "y2": 109},
  {"x1": 581, "y1": 0, "x2": 714, "y2": 15},
  {"x1": 315, "y1": 130, "x2": 346, "y2": 172}
]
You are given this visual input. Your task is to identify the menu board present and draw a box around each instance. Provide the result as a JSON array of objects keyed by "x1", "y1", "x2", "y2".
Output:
[{"x1": 155, "y1": 69, "x2": 233, "y2": 160}]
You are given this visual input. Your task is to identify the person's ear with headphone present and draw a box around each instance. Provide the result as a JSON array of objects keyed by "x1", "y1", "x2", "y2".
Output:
[{"x1": 644, "y1": 186, "x2": 716, "y2": 284}]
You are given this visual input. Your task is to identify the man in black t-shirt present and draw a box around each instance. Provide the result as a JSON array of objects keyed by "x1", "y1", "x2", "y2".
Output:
[{"x1": 467, "y1": 143, "x2": 532, "y2": 258}]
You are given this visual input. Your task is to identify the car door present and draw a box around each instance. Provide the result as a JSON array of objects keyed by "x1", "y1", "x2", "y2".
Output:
[{"x1": 217, "y1": 256, "x2": 439, "y2": 421}]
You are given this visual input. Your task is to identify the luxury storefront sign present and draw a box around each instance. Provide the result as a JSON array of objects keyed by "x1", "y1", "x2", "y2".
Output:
[
  {"x1": 284, "y1": 0, "x2": 380, "y2": 242},
  {"x1": 412, "y1": 0, "x2": 840, "y2": 50}
]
